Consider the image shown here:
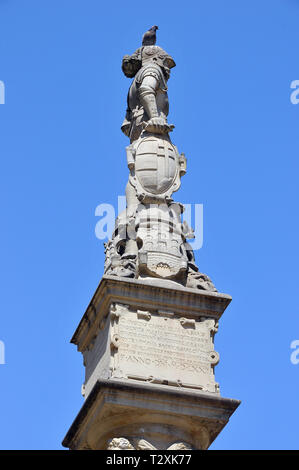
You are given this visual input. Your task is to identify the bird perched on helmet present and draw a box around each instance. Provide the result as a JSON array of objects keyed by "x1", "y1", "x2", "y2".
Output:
[{"x1": 142, "y1": 25, "x2": 158, "y2": 46}]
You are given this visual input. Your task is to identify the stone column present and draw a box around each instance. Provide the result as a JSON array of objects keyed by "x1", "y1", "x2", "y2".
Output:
[
  {"x1": 62, "y1": 27, "x2": 240, "y2": 450},
  {"x1": 62, "y1": 276, "x2": 240, "y2": 450}
]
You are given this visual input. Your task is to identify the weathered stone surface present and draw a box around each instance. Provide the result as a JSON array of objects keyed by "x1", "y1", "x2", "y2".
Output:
[
  {"x1": 63, "y1": 27, "x2": 240, "y2": 451},
  {"x1": 63, "y1": 276, "x2": 239, "y2": 450},
  {"x1": 72, "y1": 276, "x2": 231, "y2": 351},
  {"x1": 103, "y1": 30, "x2": 217, "y2": 291},
  {"x1": 110, "y1": 304, "x2": 220, "y2": 393},
  {"x1": 121, "y1": 44, "x2": 175, "y2": 141},
  {"x1": 68, "y1": 276, "x2": 230, "y2": 403},
  {"x1": 62, "y1": 379, "x2": 240, "y2": 450}
]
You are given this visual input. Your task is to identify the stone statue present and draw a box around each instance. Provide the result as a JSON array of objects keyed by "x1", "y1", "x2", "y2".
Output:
[
  {"x1": 104, "y1": 27, "x2": 216, "y2": 292},
  {"x1": 121, "y1": 43, "x2": 175, "y2": 142},
  {"x1": 62, "y1": 28, "x2": 240, "y2": 453}
]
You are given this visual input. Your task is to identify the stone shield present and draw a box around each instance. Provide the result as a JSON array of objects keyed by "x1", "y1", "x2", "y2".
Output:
[{"x1": 134, "y1": 136, "x2": 179, "y2": 196}]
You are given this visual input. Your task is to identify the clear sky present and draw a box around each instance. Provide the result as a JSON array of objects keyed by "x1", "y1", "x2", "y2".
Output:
[{"x1": 0, "y1": 0, "x2": 298, "y2": 450}]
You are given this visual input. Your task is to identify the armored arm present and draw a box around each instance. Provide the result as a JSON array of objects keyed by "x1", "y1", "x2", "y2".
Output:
[{"x1": 138, "y1": 74, "x2": 174, "y2": 134}]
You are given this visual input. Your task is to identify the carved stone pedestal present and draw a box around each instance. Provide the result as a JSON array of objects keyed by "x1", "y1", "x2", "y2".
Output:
[{"x1": 62, "y1": 275, "x2": 240, "y2": 450}]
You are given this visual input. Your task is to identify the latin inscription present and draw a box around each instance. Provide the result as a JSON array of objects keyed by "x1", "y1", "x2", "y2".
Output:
[{"x1": 117, "y1": 313, "x2": 216, "y2": 379}]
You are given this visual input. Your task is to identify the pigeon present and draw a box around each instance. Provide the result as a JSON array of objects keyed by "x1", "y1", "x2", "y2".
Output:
[{"x1": 142, "y1": 25, "x2": 158, "y2": 46}]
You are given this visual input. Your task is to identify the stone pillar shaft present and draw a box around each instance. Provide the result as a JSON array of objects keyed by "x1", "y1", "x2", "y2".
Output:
[{"x1": 62, "y1": 276, "x2": 240, "y2": 450}]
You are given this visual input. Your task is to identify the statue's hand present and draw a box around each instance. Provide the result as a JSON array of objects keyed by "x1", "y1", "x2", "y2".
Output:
[{"x1": 143, "y1": 117, "x2": 174, "y2": 134}]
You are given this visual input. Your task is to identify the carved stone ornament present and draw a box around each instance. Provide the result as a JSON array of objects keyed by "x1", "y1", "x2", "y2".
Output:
[
  {"x1": 108, "y1": 305, "x2": 220, "y2": 393},
  {"x1": 107, "y1": 437, "x2": 193, "y2": 450},
  {"x1": 167, "y1": 442, "x2": 193, "y2": 450},
  {"x1": 103, "y1": 29, "x2": 217, "y2": 292},
  {"x1": 129, "y1": 135, "x2": 184, "y2": 203},
  {"x1": 62, "y1": 27, "x2": 241, "y2": 454},
  {"x1": 107, "y1": 437, "x2": 135, "y2": 450}
]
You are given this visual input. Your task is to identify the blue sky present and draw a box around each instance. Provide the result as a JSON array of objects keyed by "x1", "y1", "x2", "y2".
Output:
[{"x1": 0, "y1": 0, "x2": 298, "y2": 450}]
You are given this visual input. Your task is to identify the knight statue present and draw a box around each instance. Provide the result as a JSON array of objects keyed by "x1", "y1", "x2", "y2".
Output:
[{"x1": 103, "y1": 27, "x2": 217, "y2": 292}]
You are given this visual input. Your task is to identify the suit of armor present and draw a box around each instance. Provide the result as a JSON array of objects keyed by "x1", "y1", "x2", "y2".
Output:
[
  {"x1": 121, "y1": 46, "x2": 175, "y2": 143},
  {"x1": 103, "y1": 43, "x2": 217, "y2": 291}
]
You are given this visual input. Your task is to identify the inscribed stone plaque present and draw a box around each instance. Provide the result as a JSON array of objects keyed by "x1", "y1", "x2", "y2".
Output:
[{"x1": 110, "y1": 304, "x2": 219, "y2": 393}]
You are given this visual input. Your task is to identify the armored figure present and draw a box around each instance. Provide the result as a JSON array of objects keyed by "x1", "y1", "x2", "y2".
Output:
[
  {"x1": 104, "y1": 27, "x2": 217, "y2": 292},
  {"x1": 121, "y1": 44, "x2": 175, "y2": 142}
]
